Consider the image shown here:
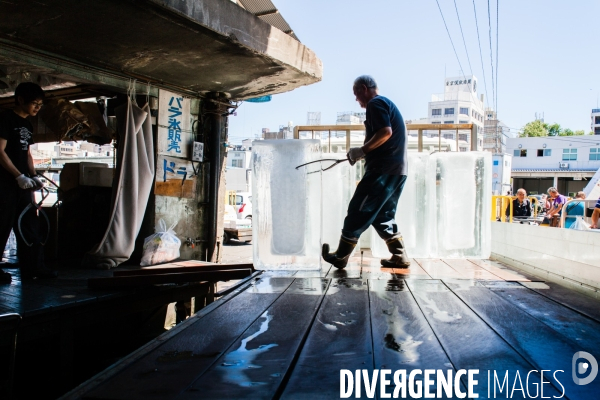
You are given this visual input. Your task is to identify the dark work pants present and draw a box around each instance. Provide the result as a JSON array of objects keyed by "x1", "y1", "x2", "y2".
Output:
[
  {"x1": 341, "y1": 170, "x2": 407, "y2": 242},
  {"x1": 0, "y1": 181, "x2": 45, "y2": 273}
]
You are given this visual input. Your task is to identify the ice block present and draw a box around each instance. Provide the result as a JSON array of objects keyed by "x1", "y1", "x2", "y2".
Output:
[
  {"x1": 371, "y1": 152, "x2": 491, "y2": 259},
  {"x1": 434, "y1": 152, "x2": 491, "y2": 258},
  {"x1": 371, "y1": 153, "x2": 435, "y2": 258},
  {"x1": 321, "y1": 154, "x2": 356, "y2": 248},
  {"x1": 252, "y1": 140, "x2": 322, "y2": 270}
]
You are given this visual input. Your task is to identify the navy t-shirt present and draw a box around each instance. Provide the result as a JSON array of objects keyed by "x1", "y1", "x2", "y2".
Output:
[
  {"x1": 0, "y1": 110, "x2": 34, "y2": 184},
  {"x1": 363, "y1": 95, "x2": 407, "y2": 175}
]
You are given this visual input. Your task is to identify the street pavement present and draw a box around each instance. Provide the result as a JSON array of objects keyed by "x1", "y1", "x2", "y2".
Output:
[{"x1": 220, "y1": 239, "x2": 253, "y2": 264}]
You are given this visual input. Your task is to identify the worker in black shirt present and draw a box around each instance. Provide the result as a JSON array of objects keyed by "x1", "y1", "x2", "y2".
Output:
[
  {"x1": 0, "y1": 82, "x2": 57, "y2": 282},
  {"x1": 322, "y1": 75, "x2": 409, "y2": 269},
  {"x1": 505, "y1": 188, "x2": 532, "y2": 220}
]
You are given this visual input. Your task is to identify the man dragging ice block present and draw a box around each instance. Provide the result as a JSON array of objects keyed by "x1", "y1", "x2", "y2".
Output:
[{"x1": 322, "y1": 75, "x2": 410, "y2": 269}]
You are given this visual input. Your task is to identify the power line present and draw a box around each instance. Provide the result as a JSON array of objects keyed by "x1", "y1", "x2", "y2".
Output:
[
  {"x1": 487, "y1": 0, "x2": 496, "y2": 113},
  {"x1": 434, "y1": 0, "x2": 482, "y2": 114},
  {"x1": 453, "y1": 0, "x2": 474, "y2": 76},
  {"x1": 434, "y1": 0, "x2": 468, "y2": 81},
  {"x1": 472, "y1": 0, "x2": 490, "y2": 110},
  {"x1": 495, "y1": 0, "x2": 499, "y2": 116}
]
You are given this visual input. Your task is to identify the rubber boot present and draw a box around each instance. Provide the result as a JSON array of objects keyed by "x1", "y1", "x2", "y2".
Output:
[
  {"x1": 380, "y1": 237, "x2": 410, "y2": 268},
  {"x1": 322, "y1": 237, "x2": 357, "y2": 269}
]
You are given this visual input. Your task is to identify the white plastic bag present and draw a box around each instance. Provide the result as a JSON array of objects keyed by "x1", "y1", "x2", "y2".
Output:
[
  {"x1": 570, "y1": 216, "x2": 591, "y2": 231},
  {"x1": 140, "y1": 219, "x2": 181, "y2": 266}
]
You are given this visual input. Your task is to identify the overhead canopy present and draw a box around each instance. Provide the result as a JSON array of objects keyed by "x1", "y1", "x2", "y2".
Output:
[
  {"x1": 0, "y1": 0, "x2": 322, "y2": 100},
  {"x1": 237, "y1": 0, "x2": 299, "y2": 41}
]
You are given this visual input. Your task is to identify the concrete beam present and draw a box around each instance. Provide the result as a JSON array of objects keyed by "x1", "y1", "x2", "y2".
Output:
[{"x1": 0, "y1": 0, "x2": 322, "y2": 100}]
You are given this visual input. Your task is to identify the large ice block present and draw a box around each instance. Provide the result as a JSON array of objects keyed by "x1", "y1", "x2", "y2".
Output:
[
  {"x1": 371, "y1": 152, "x2": 491, "y2": 259},
  {"x1": 321, "y1": 154, "x2": 356, "y2": 248},
  {"x1": 371, "y1": 153, "x2": 435, "y2": 258},
  {"x1": 252, "y1": 140, "x2": 322, "y2": 270},
  {"x1": 434, "y1": 152, "x2": 491, "y2": 258}
]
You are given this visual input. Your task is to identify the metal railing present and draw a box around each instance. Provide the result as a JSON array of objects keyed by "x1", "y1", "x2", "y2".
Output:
[
  {"x1": 293, "y1": 123, "x2": 478, "y2": 153},
  {"x1": 491, "y1": 195, "x2": 540, "y2": 223},
  {"x1": 559, "y1": 199, "x2": 597, "y2": 228}
]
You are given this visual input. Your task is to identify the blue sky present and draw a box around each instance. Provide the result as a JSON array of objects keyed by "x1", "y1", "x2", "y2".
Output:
[{"x1": 228, "y1": 0, "x2": 600, "y2": 143}]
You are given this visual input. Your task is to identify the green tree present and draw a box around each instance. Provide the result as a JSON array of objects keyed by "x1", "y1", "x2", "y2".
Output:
[
  {"x1": 574, "y1": 130, "x2": 585, "y2": 136},
  {"x1": 590, "y1": 131, "x2": 596, "y2": 135},
  {"x1": 559, "y1": 128, "x2": 574, "y2": 136},
  {"x1": 520, "y1": 120, "x2": 548, "y2": 137},
  {"x1": 547, "y1": 123, "x2": 561, "y2": 136}
]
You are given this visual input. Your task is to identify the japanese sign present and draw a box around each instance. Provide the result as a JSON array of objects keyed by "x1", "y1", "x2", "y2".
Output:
[{"x1": 158, "y1": 89, "x2": 192, "y2": 158}]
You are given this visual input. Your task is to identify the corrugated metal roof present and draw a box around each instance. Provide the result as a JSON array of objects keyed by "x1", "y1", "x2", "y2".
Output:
[{"x1": 237, "y1": 0, "x2": 298, "y2": 41}]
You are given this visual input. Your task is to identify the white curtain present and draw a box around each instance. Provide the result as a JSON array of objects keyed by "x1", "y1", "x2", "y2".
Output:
[{"x1": 84, "y1": 99, "x2": 155, "y2": 269}]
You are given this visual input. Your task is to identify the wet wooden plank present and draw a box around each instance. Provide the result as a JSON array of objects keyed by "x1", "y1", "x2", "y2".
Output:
[
  {"x1": 445, "y1": 280, "x2": 596, "y2": 398},
  {"x1": 361, "y1": 257, "x2": 397, "y2": 280},
  {"x1": 281, "y1": 278, "x2": 372, "y2": 399},
  {"x1": 180, "y1": 278, "x2": 329, "y2": 399},
  {"x1": 393, "y1": 258, "x2": 432, "y2": 279},
  {"x1": 467, "y1": 259, "x2": 532, "y2": 281},
  {"x1": 415, "y1": 258, "x2": 464, "y2": 280},
  {"x1": 369, "y1": 279, "x2": 465, "y2": 398},
  {"x1": 481, "y1": 281, "x2": 600, "y2": 354},
  {"x1": 0, "y1": 282, "x2": 99, "y2": 316},
  {"x1": 519, "y1": 281, "x2": 600, "y2": 323},
  {"x1": 406, "y1": 279, "x2": 560, "y2": 398},
  {"x1": 441, "y1": 259, "x2": 502, "y2": 280},
  {"x1": 84, "y1": 278, "x2": 295, "y2": 399},
  {"x1": 88, "y1": 269, "x2": 252, "y2": 288},
  {"x1": 114, "y1": 263, "x2": 254, "y2": 276}
]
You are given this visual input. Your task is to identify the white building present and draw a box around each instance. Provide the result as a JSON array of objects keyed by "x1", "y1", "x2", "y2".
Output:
[
  {"x1": 506, "y1": 136, "x2": 600, "y2": 196},
  {"x1": 336, "y1": 111, "x2": 366, "y2": 125},
  {"x1": 592, "y1": 108, "x2": 600, "y2": 135},
  {"x1": 226, "y1": 149, "x2": 251, "y2": 169},
  {"x1": 423, "y1": 75, "x2": 485, "y2": 151},
  {"x1": 492, "y1": 153, "x2": 512, "y2": 195}
]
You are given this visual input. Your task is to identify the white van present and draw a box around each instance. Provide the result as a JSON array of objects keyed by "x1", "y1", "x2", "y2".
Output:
[{"x1": 234, "y1": 192, "x2": 252, "y2": 220}]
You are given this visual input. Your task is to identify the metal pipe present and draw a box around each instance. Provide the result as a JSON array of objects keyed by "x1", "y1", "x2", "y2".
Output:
[{"x1": 205, "y1": 93, "x2": 226, "y2": 262}]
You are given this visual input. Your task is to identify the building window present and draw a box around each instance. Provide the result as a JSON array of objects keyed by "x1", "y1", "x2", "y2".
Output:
[
  {"x1": 595, "y1": 127, "x2": 600, "y2": 134},
  {"x1": 432, "y1": 109, "x2": 442, "y2": 116},
  {"x1": 458, "y1": 134, "x2": 468, "y2": 141},
  {"x1": 514, "y1": 149, "x2": 527, "y2": 157},
  {"x1": 562, "y1": 148, "x2": 577, "y2": 161},
  {"x1": 537, "y1": 149, "x2": 551, "y2": 157},
  {"x1": 595, "y1": 116, "x2": 600, "y2": 124},
  {"x1": 443, "y1": 133, "x2": 454, "y2": 139},
  {"x1": 431, "y1": 121, "x2": 441, "y2": 124},
  {"x1": 460, "y1": 107, "x2": 469, "y2": 115},
  {"x1": 444, "y1": 108, "x2": 454, "y2": 115},
  {"x1": 590, "y1": 148, "x2": 600, "y2": 160},
  {"x1": 231, "y1": 159, "x2": 244, "y2": 168},
  {"x1": 459, "y1": 120, "x2": 469, "y2": 124},
  {"x1": 444, "y1": 121, "x2": 454, "y2": 124}
]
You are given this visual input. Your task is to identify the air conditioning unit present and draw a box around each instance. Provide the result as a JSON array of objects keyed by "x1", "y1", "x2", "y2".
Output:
[{"x1": 559, "y1": 162, "x2": 569, "y2": 169}]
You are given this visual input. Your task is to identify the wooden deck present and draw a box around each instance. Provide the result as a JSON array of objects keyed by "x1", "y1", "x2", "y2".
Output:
[
  {"x1": 62, "y1": 254, "x2": 600, "y2": 399},
  {"x1": 0, "y1": 264, "x2": 215, "y2": 399}
]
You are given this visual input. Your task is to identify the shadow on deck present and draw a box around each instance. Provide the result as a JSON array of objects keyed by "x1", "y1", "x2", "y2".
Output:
[
  {"x1": 0, "y1": 262, "x2": 214, "y2": 399},
  {"x1": 61, "y1": 254, "x2": 600, "y2": 399}
]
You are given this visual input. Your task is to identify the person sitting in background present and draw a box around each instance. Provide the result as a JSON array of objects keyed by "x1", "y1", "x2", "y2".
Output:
[
  {"x1": 542, "y1": 194, "x2": 551, "y2": 213},
  {"x1": 591, "y1": 197, "x2": 600, "y2": 229},
  {"x1": 505, "y1": 188, "x2": 531, "y2": 220},
  {"x1": 545, "y1": 187, "x2": 567, "y2": 227},
  {"x1": 564, "y1": 191, "x2": 586, "y2": 229}
]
